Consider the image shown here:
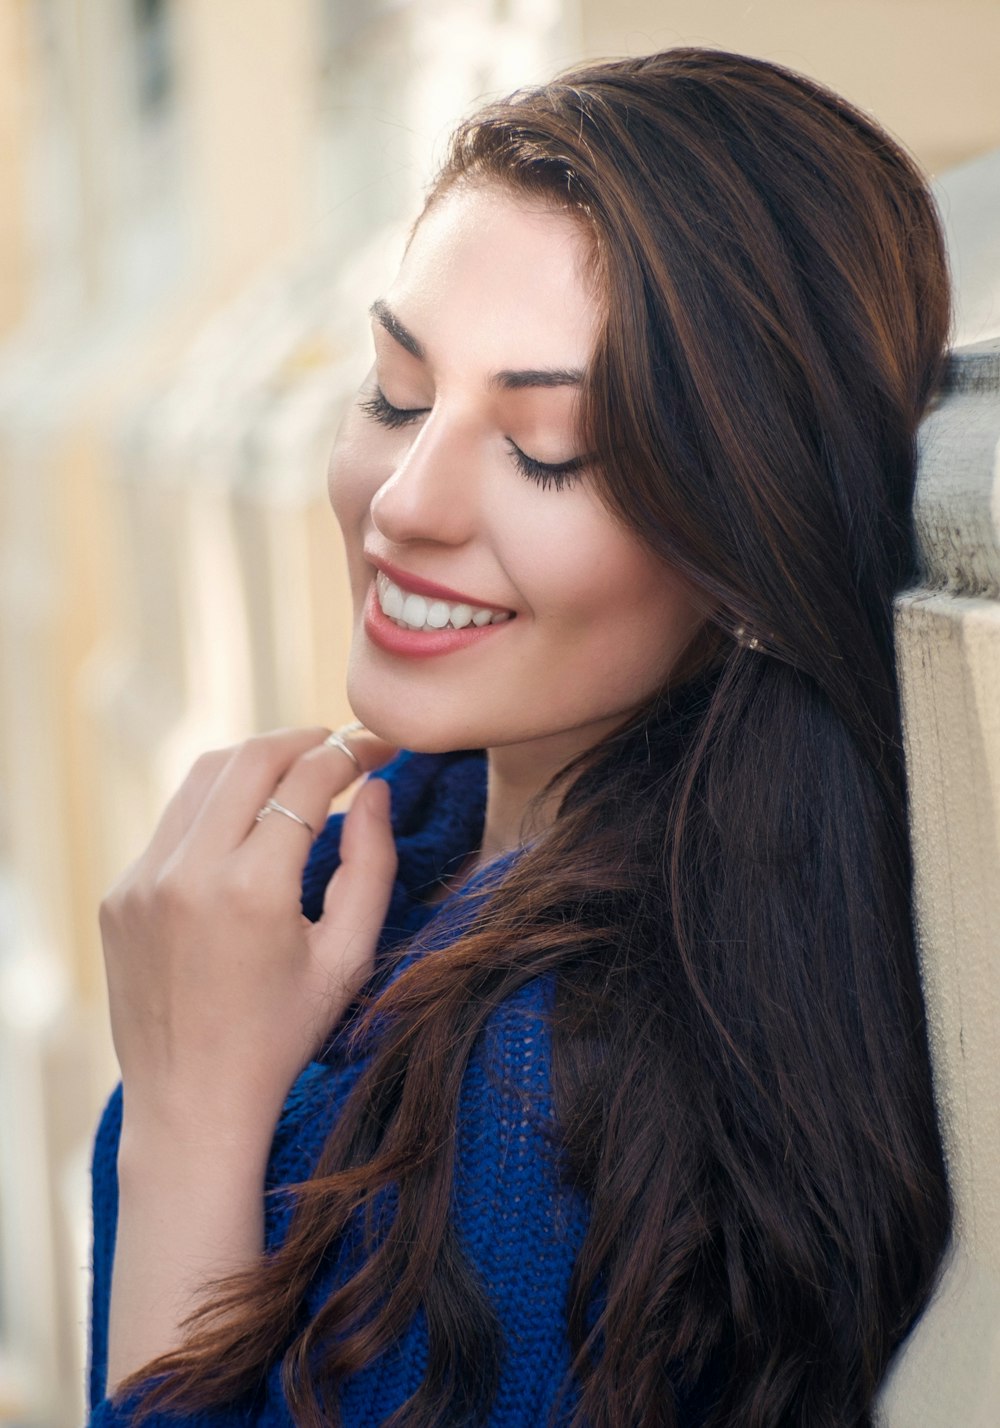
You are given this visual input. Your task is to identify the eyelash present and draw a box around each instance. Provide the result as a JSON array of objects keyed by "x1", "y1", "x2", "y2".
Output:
[{"x1": 358, "y1": 387, "x2": 584, "y2": 492}]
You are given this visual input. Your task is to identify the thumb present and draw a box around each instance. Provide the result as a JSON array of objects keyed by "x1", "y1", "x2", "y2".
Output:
[
  {"x1": 338, "y1": 774, "x2": 395, "y2": 873},
  {"x1": 313, "y1": 777, "x2": 398, "y2": 990}
]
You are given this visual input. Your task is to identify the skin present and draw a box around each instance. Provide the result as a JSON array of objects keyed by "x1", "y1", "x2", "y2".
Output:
[
  {"x1": 99, "y1": 182, "x2": 706, "y2": 1390},
  {"x1": 102, "y1": 727, "x2": 399, "y2": 1389},
  {"x1": 330, "y1": 181, "x2": 707, "y2": 882}
]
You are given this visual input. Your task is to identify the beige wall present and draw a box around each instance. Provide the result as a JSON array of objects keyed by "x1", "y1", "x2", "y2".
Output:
[
  {"x1": 177, "y1": 0, "x2": 314, "y2": 288},
  {"x1": 0, "y1": 0, "x2": 29, "y2": 333}
]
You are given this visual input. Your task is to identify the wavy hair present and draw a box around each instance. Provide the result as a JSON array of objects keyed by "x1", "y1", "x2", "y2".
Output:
[{"x1": 115, "y1": 47, "x2": 952, "y2": 1428}]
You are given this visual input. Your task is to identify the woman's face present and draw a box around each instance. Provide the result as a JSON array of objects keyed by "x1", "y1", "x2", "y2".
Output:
[{"x1": 328, "y1": 181, "x2": 706, "y2": 758}]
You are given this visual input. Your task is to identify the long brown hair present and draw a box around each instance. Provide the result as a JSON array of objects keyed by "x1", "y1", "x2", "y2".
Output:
[{"x1": 115, "y1": 47, "x2": 952, "y2": 1427}]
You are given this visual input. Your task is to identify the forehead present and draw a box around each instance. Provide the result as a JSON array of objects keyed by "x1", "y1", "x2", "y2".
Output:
[{"x1": 384, "y1": 182, "x2": 601, "y2": 370}]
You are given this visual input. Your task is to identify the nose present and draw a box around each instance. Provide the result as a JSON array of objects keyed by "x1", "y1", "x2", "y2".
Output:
[{"x1": 369, "y1": 408, "x2": 477, "y2": 547}]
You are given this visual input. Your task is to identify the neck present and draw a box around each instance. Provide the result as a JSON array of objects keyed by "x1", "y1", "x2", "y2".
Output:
[
  {"x1": 478, "y1": 714, "x2": 624, "y2": 863},
  {"x1": 424, "y1": 716, "x2": 625, "y2": 907}
]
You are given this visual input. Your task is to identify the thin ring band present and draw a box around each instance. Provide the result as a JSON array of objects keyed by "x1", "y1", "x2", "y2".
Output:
[
  {"x1": 323, "y1": 729, "x2": 362, "y2": 772},
  {"x1": 254, "y1": 798, "x2": 316, "y2": 838}
]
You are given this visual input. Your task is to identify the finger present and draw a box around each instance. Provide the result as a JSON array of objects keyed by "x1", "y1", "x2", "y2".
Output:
[
  {"x1": 247, "y1": 730, "x2": 398, "y2": 870},
  {"x1": 311, "y1": 777, "x2": 398, "y2": 994},
  {"x1": 320, "y1": 727, "x2": 398, "y2": 786},
  {"x1": 141, "y1": 746, "x2": 237, "y2": 869},
  {"x1": 179, "y1": 727, "x2": 334, "y2": 856}
]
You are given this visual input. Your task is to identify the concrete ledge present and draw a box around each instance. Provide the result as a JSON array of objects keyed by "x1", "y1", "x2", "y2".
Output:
[
  {"x1": 913, "y1": 336, "x2": 1000, "y2": 598},
  {"x1": 881, "y1": 339, "x2": 1000, "y2": 1422},
  {"x1": 878, "y1": 1246, "x2": 1000, "y2": 1427}
]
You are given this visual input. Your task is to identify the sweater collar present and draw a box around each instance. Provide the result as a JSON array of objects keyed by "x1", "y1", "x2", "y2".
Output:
[
  {"x1": 301, "y1": 748, "x2": 489, "y2": 934},
  {"x1": 302, "y1": 748, "x2": 507, "y2": 1066}
]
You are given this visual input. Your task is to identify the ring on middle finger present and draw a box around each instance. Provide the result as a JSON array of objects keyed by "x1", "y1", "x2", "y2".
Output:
[
  {"x1": 255, "y1": 798, "x2": 316, "y2": 837},
  {"x1": 323, "y1": 730, "x2": 362, "y2": 772}
]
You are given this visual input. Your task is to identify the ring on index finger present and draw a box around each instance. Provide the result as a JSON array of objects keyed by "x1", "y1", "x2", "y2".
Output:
[{"x1": 255, "y1": 798, "x2": 316, "y2": 838}]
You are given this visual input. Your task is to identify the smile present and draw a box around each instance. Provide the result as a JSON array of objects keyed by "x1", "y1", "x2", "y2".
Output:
[{"x1": 375, "y1": 571, "x2": 515, "y2": 632}]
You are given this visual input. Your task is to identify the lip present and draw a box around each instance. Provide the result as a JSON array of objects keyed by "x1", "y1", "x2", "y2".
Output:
[
  {"x1": 365, "y1": 553, "x2": 515, "y2": 614},
  {"x1": 363, "y1": 579, "x2": 515, "y2": 659}
]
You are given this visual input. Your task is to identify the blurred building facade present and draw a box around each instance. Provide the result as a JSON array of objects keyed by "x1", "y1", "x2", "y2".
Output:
[{"x1": 0, "y1": 1, "x2": 996, "y2": 1423}]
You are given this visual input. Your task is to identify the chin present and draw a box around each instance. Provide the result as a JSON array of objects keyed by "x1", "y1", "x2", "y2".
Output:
[{"x1": 346, "y1": 687, "x2": 482, "y2": 756}]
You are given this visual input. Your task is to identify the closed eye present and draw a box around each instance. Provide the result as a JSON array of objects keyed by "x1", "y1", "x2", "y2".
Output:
[
  {"x1": 358, "y1": 388, "x2": 429, "y2": 429},
  {"x1": 359, "y1": 386, "x2": 586, "y2": 491},
  {"x1": 504, "y1": 440, "x2": 586, "y2": 492}
]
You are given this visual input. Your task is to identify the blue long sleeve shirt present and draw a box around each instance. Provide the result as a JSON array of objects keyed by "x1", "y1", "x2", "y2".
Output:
[{"x1": 87, "y1": 748, "x2": 596, "y2": 1426}]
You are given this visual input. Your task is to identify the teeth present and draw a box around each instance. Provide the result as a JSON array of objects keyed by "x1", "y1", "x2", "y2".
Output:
[
  {"x1": 376, "y1": 572, "x2": 512, "y2": 632},
  {"x1": 425, "y1": 600, "x2": 451, "y2": 629},
  {"x1": 381, "y1": 580, "x2": 404, "y2": 620},
  {"x1": 401, "y1": 593, "x2": 428, "y2": 627}
]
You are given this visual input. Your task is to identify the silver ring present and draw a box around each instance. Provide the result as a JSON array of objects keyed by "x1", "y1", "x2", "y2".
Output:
[
  {"x1": 323, "y1": 730, "x2": 362, "y2": 772},
  {"x1": 255, "y1": 798, "x2": 316, "y2": 837}
]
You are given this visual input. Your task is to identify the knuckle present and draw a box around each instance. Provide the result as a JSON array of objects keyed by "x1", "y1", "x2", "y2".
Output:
[
  {"x1": 98, "y1": 871, "x2": 125, "y2": 912},
  {"x1": 298, "y1": 742, "x2": 337, "y2": 777},
  {"x1": 97, "y1": 890, "x2": 119, "y2": 932},
  {"x1": 189, "y1": 747, "x2": 230, "y2": 778},
  {"x1": 244, "y1": 726, "x2": 329, "y2": 763},
  {"x1": 180, "y1": 748, "x2": 234, "y2": 804},
  {"x1": 99, "y1": 860, "x2": 141, "y2": 922},
  {"x1": 99, "y1": 866, "x2": 155, "y2": 945},
  {"x1": 242, "y1": 730, "x2": 279, "y2": 755},
  {"x1": 232, "y1": 729, "x2": 292, "y2": 773},
  {"x1": 150, "y1": 861, "x2": 201, "y2": 914}
]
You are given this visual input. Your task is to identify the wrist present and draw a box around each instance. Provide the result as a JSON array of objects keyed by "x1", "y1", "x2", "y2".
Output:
[{"x1": 118, "y1": 1089, "x2": 280, "y2": 1175}]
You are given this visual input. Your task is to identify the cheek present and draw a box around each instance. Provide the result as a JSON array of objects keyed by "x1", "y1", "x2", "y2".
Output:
[
  {"x1": 327, "y1": 416, "x2": 382, "y2": 536},
  {"x1": 518, "y1": 501, "x2": 671, "y2": 625},
  {"x1": 521, "y1": 511, "x2": 703, "y2": 681}
]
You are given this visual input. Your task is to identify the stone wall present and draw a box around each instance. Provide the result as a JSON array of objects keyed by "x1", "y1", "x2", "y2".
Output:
[{"x1": 880, "y1": 336, "x2": 1000, "y2": 1425}]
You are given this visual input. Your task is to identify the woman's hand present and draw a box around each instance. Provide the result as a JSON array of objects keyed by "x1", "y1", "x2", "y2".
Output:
[
  {"x1": 99, "y1": 724, "x2": 399, "y2": 1147},
  {"x1": 101, "y1": 724, "x2": 398, "y2": 1390}
]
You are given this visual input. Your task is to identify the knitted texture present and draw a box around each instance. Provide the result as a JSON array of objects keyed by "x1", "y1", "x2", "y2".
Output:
[{"x1": 87, "y1": 749, "x2": 593, "y2": 1427}]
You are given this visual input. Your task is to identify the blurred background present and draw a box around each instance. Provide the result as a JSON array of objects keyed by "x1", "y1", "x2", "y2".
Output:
[{"x1": 0, "y1": 1, "x2": 997, "y2": 1423}]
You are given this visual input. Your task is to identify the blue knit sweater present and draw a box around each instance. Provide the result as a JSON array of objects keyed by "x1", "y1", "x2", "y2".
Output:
[{"x1": 87, "y1": 748, "x2": 598, "y2": 1427}]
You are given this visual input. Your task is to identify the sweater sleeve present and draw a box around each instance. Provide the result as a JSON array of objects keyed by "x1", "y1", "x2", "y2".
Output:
[
  {"x1": 86, "y1": 1082, "x2": 265, "y2": 1427},
  {"x1": 85, "y1": 972, "x2": 595, "y2": 1428},
  {"x1": 85, "y1": 1057, "x2": 367, "y2": 1427},
  {"x1": 87, "y1": 1081, "x2": 121, "y2": 1413}
]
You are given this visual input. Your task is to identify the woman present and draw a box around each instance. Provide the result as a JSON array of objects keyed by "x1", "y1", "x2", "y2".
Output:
[{"x1": 88, "y1": 46, "x2": 952, "y2": 1428}]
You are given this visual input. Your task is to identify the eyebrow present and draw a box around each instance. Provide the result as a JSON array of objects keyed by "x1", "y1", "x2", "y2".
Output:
[
  {"x1": 369, "y1": 298, "x2": 585, "y2": 392},
  {"x1": 370, "y1": 298, "x2": 423, "y2": 359}
]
